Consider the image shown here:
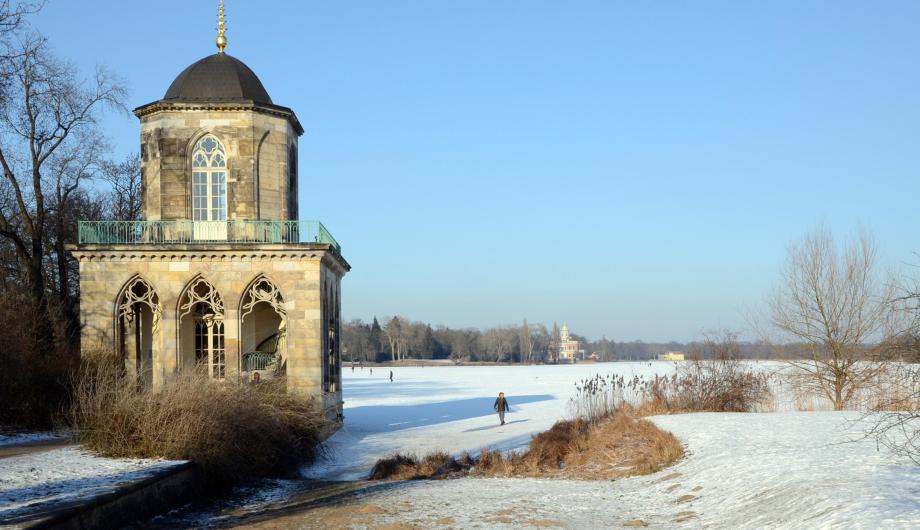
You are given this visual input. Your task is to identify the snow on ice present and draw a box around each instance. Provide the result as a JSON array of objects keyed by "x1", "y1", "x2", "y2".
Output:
[{"x1": 298, "y1": 363, "x2": 920, "y2": 528}]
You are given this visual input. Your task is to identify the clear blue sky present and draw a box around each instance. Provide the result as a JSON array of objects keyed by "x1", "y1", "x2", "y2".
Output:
[{"x1": 34, "y1": 1, "x2": 920, "y2": 342}]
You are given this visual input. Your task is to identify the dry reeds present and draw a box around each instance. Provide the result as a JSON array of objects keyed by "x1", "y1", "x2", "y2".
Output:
[
  {"x1": 475, "y1": 408, "x2": 683, "y2": 480},
  {"x1": 69, "y1": 360, "x2": 325, "y2": 483},
  {"x1": 369, "y1": 408, "x2": 684, "y2": 481},
  {"x1": 570, "y1": 359, "x2": 775, "y2": 419},
  {"x1": 368, "y1": 451, "x2": 465, "y2": 480}
]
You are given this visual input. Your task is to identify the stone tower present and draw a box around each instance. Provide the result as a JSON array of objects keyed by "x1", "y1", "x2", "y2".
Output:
[{"x1": 69, "y1": 2, "x2": 349, "y2": 423}]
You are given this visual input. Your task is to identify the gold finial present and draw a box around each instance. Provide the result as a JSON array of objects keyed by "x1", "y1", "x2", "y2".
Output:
[{"x1": 216, "y1": 0, "x2": 228, "y2": 53}]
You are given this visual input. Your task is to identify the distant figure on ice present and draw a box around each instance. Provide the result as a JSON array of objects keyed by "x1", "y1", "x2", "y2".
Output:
[
  {"x1": 494, "y1": 392, "x2": 509, "y2": 426},
  {"x1": 389, "y1": 370, "x2": 394, "y2": 382},
  {"x1": 370, "y1": 368, "x2": 373, "y2": 375}
]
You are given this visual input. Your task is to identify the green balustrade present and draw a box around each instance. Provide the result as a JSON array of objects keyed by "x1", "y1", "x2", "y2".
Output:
[
  {"x1": 242, "y1": 351, "x2": 278, "y2": 372},
  {"x1": 77, "y1": 220, "x2": 340, "y2": 252}
]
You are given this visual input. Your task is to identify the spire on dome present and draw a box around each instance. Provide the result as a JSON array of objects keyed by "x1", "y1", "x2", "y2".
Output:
[{"x1": 216, "y1": 0, "x2": 228, "y2": 53}]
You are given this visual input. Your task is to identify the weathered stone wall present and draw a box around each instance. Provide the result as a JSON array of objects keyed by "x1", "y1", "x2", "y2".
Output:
[
  {"x1": 70, "y1": 243, "x2": 347, "y2": 418},
  {"x1": 138, "y1": 107, "x2": 298, "y2": 222}
]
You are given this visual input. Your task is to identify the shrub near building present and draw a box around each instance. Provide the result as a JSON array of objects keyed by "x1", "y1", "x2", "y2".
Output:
[{"x1": 70, "y1": 360, "x2": 325, "y2": 484}]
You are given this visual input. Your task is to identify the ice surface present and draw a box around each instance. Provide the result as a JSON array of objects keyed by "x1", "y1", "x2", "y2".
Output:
[{"x1": 309, "y1": 363, "x2": 679, "y2": 479}]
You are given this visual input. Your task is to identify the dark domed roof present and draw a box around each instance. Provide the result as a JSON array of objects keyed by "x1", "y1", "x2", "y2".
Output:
[{"x1": 164, "y1": 53, "x2": 272, "y2": 104}]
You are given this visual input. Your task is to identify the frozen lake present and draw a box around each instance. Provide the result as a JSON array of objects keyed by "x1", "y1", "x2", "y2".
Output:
[{"x1": 308, "y1": 362, "x2": 680, "y2": 480}]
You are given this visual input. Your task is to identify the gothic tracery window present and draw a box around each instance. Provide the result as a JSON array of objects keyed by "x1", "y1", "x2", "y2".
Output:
[
  {"x1": 179, "y1": 277, "x2": 226, "y2": 379},
  {"x1": 116, "y1": 276, "x2": 160, "y2": 386},
  {"x1": 191, "y1": 135, "x2": 227, "y2": 222}
]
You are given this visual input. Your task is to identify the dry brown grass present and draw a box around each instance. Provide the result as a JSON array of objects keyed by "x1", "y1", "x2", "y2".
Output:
[
  {"x1": 370, "y1": 407, "x2": 684, "y2": 481},
  {"x1": 69, "y1": 359, "x2": 325, "y2": 483},
  {"x1": 369, "y1": 451, "x2": 461, "y2": 480},
  {"x1": 476, "y1": 407, "x2": 683, "y2": 479}
]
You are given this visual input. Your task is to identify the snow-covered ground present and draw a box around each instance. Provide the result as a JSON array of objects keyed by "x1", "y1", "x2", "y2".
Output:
[
  {"x1": 9, "y1": 363, "x2": 917, "y2": 528},
  {"x1": 0, "y1": 431, "x2": 66, "y2": 447},
  {"x1": 272, "y1": 412, "x2": 918, "y2": 529},
  {"x1": 0, "y1": 447, "x2": 183, "y2": 526},
  {"x1": 293, "y1": 364, "x2": 919, "y2": 528}
]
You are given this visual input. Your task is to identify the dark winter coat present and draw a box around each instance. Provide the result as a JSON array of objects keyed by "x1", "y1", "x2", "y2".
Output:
[{"x1": 494, "y1": 396, "x2": 509, "y2": 413}]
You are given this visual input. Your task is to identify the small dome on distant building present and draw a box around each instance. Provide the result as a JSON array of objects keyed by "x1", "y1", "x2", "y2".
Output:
[{"x1": 164, "y1": 53, "x2": 272, "y2": 104}]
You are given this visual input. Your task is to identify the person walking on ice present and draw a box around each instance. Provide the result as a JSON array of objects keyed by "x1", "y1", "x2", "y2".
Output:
[
  {"x1": 389, "y1": 370, "x2": 393, "y2": 382},
  {"x1": 494, "y1": 392, "x2": 509, "y2": 426}
]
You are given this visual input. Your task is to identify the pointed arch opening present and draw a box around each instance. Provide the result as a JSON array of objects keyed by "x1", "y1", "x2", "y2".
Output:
[
  {"x1": 115, "y1": 276, "x2": 161, "y2": 387},
  {"x1": 239, "y1": 276, "x2": 286, "y2": 379},
  {"x1": 177, "y1": 276, "x2": 226, "y2": 379}
]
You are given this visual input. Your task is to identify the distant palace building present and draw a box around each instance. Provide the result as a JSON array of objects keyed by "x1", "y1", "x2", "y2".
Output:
[
  {"x1": 68, "y1": 2, "x2": 349, "y2": 423},
  {"x1": 657, "y1": 351, "x2": 686, "y2": 361},
  {"x1": 558, "y1": 323, "x2": 584, "y2": 362}
]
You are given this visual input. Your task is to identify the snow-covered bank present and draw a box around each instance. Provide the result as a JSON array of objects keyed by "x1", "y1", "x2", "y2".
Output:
[
  {"x1": 0, "y1": 447, "x2": 184, "y2": 525},
  {"x1": 299, "y1": 413, "x2": 920, "y2": 529}
]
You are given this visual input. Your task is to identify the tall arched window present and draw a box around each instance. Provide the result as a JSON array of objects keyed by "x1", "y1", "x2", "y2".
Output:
[
  {"x1": 178, "y1": 277, "x2": 226, "y2": 379},
  {"x1": 191, "y1": 135, "x2": 227, "y2": 222}
]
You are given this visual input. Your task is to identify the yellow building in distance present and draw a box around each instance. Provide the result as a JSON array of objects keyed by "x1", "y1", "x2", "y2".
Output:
[{"x1": 658, "y1": 351, "x2": 686, "y2": 361}]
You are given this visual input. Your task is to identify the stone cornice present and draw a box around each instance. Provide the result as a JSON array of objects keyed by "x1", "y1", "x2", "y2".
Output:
[
  {"x1": 133, "y1": 100, "x2": 304, "y2": 136},
  {"x1": 66, "y1": 243, "x2": 351, "y2": 272}
]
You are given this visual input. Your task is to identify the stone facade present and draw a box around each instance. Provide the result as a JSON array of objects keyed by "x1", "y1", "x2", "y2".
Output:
[
  {"x1": 136, "y1": 103, "x2": 300, "y2": 222},
  {"x1": 70, "y1": 244, "x2": 347, "y2": 420}
]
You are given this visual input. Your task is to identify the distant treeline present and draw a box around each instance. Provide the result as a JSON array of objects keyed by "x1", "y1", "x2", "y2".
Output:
[{"x1": 342, "y1": 317, "x2": 800, "y2": 363}]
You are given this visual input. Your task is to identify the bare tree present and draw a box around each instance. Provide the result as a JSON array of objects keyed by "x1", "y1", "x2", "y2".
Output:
[
  {"x1": 767, "y1": 228, "x2": 895, "y2": 410},
  {"x1": 0, "y1": 34, "x2": 125, "y2": 343},
  {"x1": 519, "y1": 318, "x2": 533, "y2": 363},
  {"x1": 479, "y1": 326, "x2": 515, "y2": 362},
  {"x1": 382, "y1": 316, "x2": 406, "y2": 361},
  {"x1": 0, "y1": 1, "x2": 40, "y2": 57},
  {"x1": 549, "y1": 322, "x2": 560, "y2": 363},
  {"x1": 101, "y1": 153, "x2": 141, "y2": 221},
  {"x1": 864, "y1": 273, "x2": 920, "y2": 462}
]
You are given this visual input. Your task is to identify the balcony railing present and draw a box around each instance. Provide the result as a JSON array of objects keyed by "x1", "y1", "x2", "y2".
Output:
[
  {"x1": 77, "y1": 220, "x2": 341, "y2": 252},
  {"x1": 242, "y1": 351, "x2": 278, "y2": 372}
]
